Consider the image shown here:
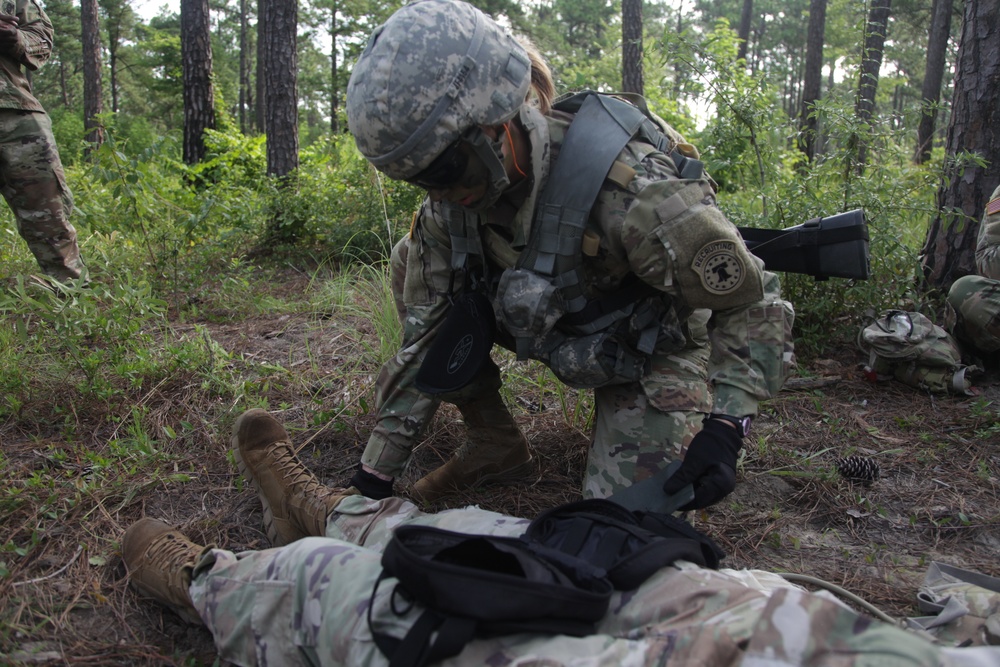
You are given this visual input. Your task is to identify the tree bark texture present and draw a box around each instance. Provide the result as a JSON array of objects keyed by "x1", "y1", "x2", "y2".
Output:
[
  {"x1": 256, "y1": 0, "x2": 268, "y2": 135},
  {"x1": 181, "y1": 0, "x2": 215, "y2": 165},
  {"x1": 921, "y1": 0, "x2": 1000, "y2": 292},
  {"x1": 797, "y1": 0, "x2": 827, "y2": 161},
  {"x1": 330, "y1": 6, "x2": 338, "y2": 134},
  {"x1": 914, "y1": 0, "x2": 953, "y2": 165},
  {"x1": 622, "y1": 0, "x2": 643, "y2": 94},
  {"x1": 263, "y1": 0, "x2": 298, "y2": 177},
  {"x1": 737, "y1": 0, "x2": 753, "y2": 63},
  {"x1": 853, "y1": 0, "x2": 891, "y2": 173},
  {"x1": 80, "y1": 0, "x2": 103, "y2": 148},
  {"x1": 240, "y1": 0, "x2": 249, "y2": 134}
]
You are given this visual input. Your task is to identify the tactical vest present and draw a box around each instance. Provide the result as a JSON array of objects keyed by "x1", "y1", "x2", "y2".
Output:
[{"x1": 444, "y1": 91, "x2": 708, "y2": 389}]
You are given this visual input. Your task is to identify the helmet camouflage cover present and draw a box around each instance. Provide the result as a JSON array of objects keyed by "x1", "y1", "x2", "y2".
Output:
[{"x1": 346, "y1": 0, "x2": 532, "y2": 181}]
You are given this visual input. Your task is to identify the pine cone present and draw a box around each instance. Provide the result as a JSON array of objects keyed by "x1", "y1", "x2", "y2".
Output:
[{"x1": 835, "y1": 456, "x2": 881, "y2": 483}]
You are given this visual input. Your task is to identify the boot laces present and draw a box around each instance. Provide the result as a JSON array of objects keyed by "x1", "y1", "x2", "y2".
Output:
[
  {"x1": 146, "y1": 533, "x2": 199, "y2": 589},
  {"x1": 270, "y1": 443, "x2": 330, "y2": 498}
]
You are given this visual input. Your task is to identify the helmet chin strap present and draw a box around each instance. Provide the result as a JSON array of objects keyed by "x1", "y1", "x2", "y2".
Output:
[{"x1": 462, "y1": 126, "x2": 510, "y2": 212}]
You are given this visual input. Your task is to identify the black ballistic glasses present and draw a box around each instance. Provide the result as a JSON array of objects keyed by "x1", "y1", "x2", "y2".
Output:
[{"x1": 408, "y1": 139, "x2": 470, "y2": 190}]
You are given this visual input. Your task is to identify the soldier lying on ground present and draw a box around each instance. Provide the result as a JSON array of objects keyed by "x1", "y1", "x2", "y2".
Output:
[{"x1": 122, "y1": 409, "x2": 1000, "y2": 667}]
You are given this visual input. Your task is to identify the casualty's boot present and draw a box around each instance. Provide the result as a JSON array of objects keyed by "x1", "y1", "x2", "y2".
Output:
[
  {"x1": 411, "y1": 392, "x2": 534, "y2": 503},
  {"x1": 231, "y1": 408, "x2": 359, "y2": 546},
  {"x1": 121, "y1": 518, "x2": 210, "y2": 625}
]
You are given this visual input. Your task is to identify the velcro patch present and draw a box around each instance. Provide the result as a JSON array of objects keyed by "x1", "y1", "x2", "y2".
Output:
[
  {"x1": 692, "y1": 241, "x2": 746, "y2": 294},
  {"x1": 987, "y1": 196, "x2": 1000, "y2": 217}
]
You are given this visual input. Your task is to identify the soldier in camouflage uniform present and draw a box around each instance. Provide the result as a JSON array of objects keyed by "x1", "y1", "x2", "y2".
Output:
[
  {"x1": 120, "y1": 408, "x2": 1000, "y2": 667},
  {"x1": 946, "y1": 185, "x2": 1000, "y2": 365},
  {"x1": 0, "y1": 0, "x2": 81, "y2": 282},
  {"x1": 343, "y1": 0, "x2": 794, "y2": 507}
]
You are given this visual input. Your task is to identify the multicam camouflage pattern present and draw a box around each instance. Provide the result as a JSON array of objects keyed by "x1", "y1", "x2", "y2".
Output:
[
  {"x1": 908, "y1": 561, "x2": 1000, "y2": 648},
  {"x1": 0, "y1": 0, "x2": 81, "y2": 281},
  {"x1": 363, "y1": 100, "x2": 793, "y2": 496},
  {"x1": 0, "y1": 110, "x2": 80, "y2": 280},
  {"x1": 345, "y1": 0, "x2": 531, "y2": 181},
  {"x1": 947, "y1": 184, "x2": 1000, "y2": 355},
  {"x1": 0, "y1": 0, "x2": 54, "y2": 112},
  {"x1": 188, "y1": 496, "x2": 993, "y2": 666}
]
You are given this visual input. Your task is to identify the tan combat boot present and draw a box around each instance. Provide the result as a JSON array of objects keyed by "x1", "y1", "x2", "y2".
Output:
[
  {"x1": 231, "y1": 408, "x2": 359, "y2": 546},
  {"x1": 121, "y1": 518, "x2": 210, "y2": 625},
  {"x1": 411, "y1": 393, "x2": 534, "y2": 503}
]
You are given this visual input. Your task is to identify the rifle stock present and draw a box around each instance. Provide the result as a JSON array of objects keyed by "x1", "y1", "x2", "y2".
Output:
[{"x1": 738, "y1": 209, "x2": 870, "y2": 281}]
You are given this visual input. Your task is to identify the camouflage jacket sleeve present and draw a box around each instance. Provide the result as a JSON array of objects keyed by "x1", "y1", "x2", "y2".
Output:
[
  {"x1": 9, "y1": 0, "x2": 52, "y2": 70},
  {"x1": 362, "y1": 200, "x2": 458, "y2": 478},
  {"x1": 610, "y1": 142, "x2": 794, "y2": 417},
  {"x1": 976, "y1": 185, "x2": 1000, "y2": 280}
]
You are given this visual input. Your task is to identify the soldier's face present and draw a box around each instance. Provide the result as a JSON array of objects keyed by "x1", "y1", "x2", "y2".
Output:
[{"x1": 409, "y1": 131, "x2": 493, "y2": 209}]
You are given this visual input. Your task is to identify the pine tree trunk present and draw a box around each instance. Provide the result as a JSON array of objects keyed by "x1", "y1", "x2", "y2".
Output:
[
  {"x1": 622, "y1": 0, "x2": 643, "y2": 94},
  {"x1": 181, "y1": 0, "x2": 215, "y2": 165},
  {"x1": 263, "y1": 0, "x2": 297, "y2": 178},
  {"x1": 329, "y1": 6, "x2": 338, "y2": 134},
  {"x1": 256, "y1": 0, "x2": 268, "y2": 135},
  {"x1": 80, "y1": 0, "x2": 103, "y2": 149},
  {"x1": 736, "y1": 0, "x2": 753, "y2": 62},
  {"x1": 914, "y1": 0, "x2": 953, "y2": 165},
  {"x1": 853, "y1": 0, "x2": 891, "y2": 174},
  {"x1": 797, "y1": 0, "x2": 827, "y2": 162},
  {"x1": 239, "y1": 0, "x2": 248, "y2": 134},
  {"x1": 921, "y1": 0, "x2": 1000, "y2": 292}
]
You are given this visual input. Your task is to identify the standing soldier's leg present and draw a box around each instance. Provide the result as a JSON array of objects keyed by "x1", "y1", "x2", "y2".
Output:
[
  {"x1": 410, "y1": 358, "x2": 534, "y2": 502},
  {"x1": 0, "y1": 111, "x2": 82, "y2": 281},
  {"x1": 584, "y1": 311, "x2": 712, "y2": 498}
]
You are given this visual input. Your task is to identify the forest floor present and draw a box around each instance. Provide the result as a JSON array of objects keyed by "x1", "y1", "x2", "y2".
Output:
[{"x1": 2, "y1": 269, "x2": 999, "y2": 665}]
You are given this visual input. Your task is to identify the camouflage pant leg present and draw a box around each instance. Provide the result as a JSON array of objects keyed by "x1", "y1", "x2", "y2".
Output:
[
  {"x1": 188, "y1": 537, "x2": 390, "y2": 667},
  {"x1": 947, "y1": 275, "x2": 1000, "y2": 353},
  {"x1": 323, "y1": 494, "x2": 529, "y2": 552},
  {"x1": 389, "y1": 233, "x2": 408, "y2": 324},
  {"x1": 584, "y1": 327, "x2": 712, "y2": 499},
  {"x1": 0, "y1": 111, "x2": 81, "y2": 281}
]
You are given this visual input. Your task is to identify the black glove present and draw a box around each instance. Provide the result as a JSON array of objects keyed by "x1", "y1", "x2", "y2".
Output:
[
  {"x1": 349, "y1": 464, "x2": 394, "y2": 500},
  {"x1": 662, "y1": 418, "x2": 741, "y2": 511}
]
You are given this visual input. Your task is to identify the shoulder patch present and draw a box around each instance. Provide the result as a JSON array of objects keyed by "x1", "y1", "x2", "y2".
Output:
[
  {"x1": 987, "y1": 196, "x2": 1000, "y2": 217},
  {"x1": 692, "y1": 241, "x2": 746, "y2": 294}
]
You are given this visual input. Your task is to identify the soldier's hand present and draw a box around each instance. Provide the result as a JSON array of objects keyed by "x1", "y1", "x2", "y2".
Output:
[
  {"x1": 662, "y1": 419, "x2": 740, "y2": 510},
  {"x1": 0, "y1": 15, "x2": 19, "y2": 50}
]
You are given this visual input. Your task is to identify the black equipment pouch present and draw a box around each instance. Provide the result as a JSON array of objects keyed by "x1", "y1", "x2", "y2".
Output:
[
  {"x1": 524, "y1": 498, "x2": 724, "y2": 590},
  {"x1": 369, "y1": 499, "x2": 725, "y2": 667},
  {"x1": 368, "y1": 524, "x2": 612, "y2": 667},
  {"x1": 415, "y1": 291, "x2": 497, "y2": 395}
]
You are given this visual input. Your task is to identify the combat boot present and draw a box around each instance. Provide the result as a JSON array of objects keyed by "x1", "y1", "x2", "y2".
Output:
[
  {"x1": 231, "y1": 408, "x2": 359, "y2": 546},
  {"x1": 121, "y1": 518, "x2": 210, "y2": 625},
  {"x1": 411, "y1": 393, "x2": 534, "y2": 503}
]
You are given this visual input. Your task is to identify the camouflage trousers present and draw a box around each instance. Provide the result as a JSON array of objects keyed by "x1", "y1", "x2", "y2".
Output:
[
  {"x1": 584, "y1": 324, "x2": 711, "y2": 498},
  {"x1": 947, "y1": 274, "x2": 1000, "y2": 354},
  {"x1": 186, "y1": 495, "x2": 991, "y2": 667},
  {"x1": 0, "y1": 110, "x2": 81, "y2": 281}
]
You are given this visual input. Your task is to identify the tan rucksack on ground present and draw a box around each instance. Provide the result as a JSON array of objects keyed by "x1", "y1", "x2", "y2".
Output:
[{"x1": 857, "y1": 310, "x2": 978, "y2": 395}]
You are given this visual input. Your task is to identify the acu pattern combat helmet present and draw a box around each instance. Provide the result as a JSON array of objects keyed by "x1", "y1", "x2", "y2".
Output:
[{"x1": 346, "y1": 0, "x2": 532, "y2": 182}]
